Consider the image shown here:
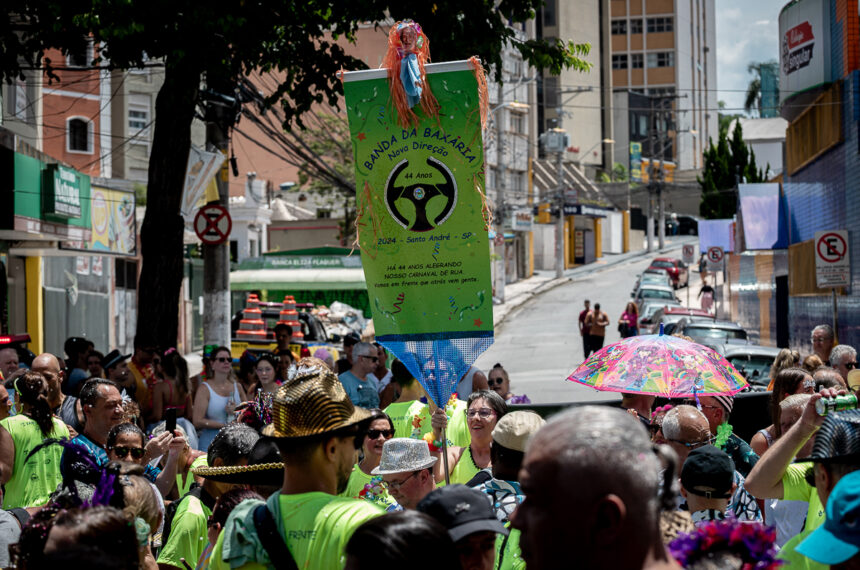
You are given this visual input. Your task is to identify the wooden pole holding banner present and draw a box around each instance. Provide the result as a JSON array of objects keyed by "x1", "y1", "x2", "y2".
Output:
[{"x1": 441, "y1": 426, "x2": 451, "y2": 485}]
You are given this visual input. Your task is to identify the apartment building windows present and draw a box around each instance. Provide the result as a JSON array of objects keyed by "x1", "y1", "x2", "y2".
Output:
[
  {"x1": 647, "y1": 17, "x2": 674, "y2": 33},
  {"x1": 630, "y1": 54, "x2": 644, "y2": 69},
  {"x1": 67, "y1": 117, "x2": 93, "y2": 153},
  {"x1": 510, "y1": 113, "x2": 525, "y2": 134},
  {"x1": 128, "y1": 94, "x2": 151, "y2": 133},
  {"x1": 630, "y1": 19, "x2": 643, "y2": 34},
  {"x1": 611, "y1": 20, "x2": 627, "y2": 35},
  {"x1": 647, "y1": 52, "x2": 675, "y2": 68},
  {"x1": 612, "y1": 54, "x2": 628, "y2": 70}
]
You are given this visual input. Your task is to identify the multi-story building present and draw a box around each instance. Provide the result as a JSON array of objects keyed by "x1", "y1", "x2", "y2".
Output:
[
  {"x1": 538, "y1": 0, "x2": 614, "y2": 174},
  {"x1": 609, "y1": 0, "x2": 717, "y2": 171}
]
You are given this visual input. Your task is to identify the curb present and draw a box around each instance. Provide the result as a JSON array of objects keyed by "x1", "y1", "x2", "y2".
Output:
[{"x1": 494, "y1": 237, "x2": 695, "y2": 327}]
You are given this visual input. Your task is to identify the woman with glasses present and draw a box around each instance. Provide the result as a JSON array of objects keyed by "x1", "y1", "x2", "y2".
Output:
[
  {"x1": 108, "y1": 422, "x2": 187, "y2": 500},
  {"x1": 0, "y1": 372, "x2": 70, "y2": 508},
  {"x1": 430, "y1": 390, "x2": 507, "y2": 485},
  {"x1": 193, "y1": 346, "x2": 247, "y2": 452},
  {"x1": 486, "y1": 363, "x2": 531, "y2": 404},
  {"x1": 340, "y1": 409, "x2": 398, "y2": 510}
]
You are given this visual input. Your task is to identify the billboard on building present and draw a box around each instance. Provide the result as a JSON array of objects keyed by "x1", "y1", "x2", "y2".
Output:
[
  {"x1": 61, "y1": 185, "x2": 137, "y2": 256},
  {"x1": 779, "y1": 0, "x2": 830, "y2": 103}
]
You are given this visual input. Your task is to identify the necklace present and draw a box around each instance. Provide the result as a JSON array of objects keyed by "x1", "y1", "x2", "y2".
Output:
[{"x1": 469, "y1": 446, "x2": 480, "y2": 470}]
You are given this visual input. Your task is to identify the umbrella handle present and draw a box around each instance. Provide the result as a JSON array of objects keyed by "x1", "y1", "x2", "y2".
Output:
[{"x1": 441, "y1": 426, "x2": 450, "y2": 485}]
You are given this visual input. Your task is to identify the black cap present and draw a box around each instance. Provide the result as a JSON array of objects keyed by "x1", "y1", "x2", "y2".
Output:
[
  {"x1": 680, "y1": 445, "x2": 735, "y2": 499},
  {"x1": 101, "y1": 349, "x2": 131, "y2": 371},
  {"x1": 343, "y1": 332, "x2": 361, "y2": 347},
  {"x1": 798, "y1": 409, "x2": 860, "y2": 464},
  {"x1": 417, "y1": 485, "x2": 508, "y2": 543}
]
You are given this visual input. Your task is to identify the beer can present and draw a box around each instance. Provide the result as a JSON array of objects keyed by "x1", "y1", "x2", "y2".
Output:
[{"x1": 815, "y1": 393, "x2": 859, "y2": 416}]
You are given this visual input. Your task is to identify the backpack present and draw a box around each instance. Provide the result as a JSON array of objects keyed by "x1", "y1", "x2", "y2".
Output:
[{"x1": 160, "y1": 485, "x2": 215, "y2": 550}]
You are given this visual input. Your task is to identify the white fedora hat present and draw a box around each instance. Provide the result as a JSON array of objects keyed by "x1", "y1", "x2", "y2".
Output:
[{"x1": 371, "y1": 438, "x2": 438, "y2": 475}]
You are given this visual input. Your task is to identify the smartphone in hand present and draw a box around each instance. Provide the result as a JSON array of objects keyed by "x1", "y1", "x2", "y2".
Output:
[{"x1": 165, "y1": 408, "x2": 177, "y2": 434}]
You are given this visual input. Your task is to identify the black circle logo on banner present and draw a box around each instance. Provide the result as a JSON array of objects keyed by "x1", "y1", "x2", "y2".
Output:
[{"x1": 385, "y1": 156, "x2": 458, "y2": 232}]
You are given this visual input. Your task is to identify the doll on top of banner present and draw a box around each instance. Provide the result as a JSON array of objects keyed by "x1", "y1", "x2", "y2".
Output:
[{"x1": 381, "y1": 19, "x2": 488, "y2": 131}]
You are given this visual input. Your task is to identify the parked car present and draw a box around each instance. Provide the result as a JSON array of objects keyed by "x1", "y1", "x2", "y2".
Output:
[
  {"x1": 634, "y1": 285, "x2": 679, "y2": 313},
  {"x1": 647, "y1": 257, "x2": 689, "y2": 289},
  {"x1": 651, "y1": 307, "x2": 714, "y2": 335},
  {"x1": 638, "y1": 301, "x2": 683, "y2": 334},
  {"x1": 632, "y1": 271, "x2": 673, "y2": 297},
  {"x1": 665, "y1": 215, "x2": 699, "y2": 236},
  {"x1": 673, "y1": 318, "x2": 749, "y2": 351},
  {"x1": 718, "y1": 345, "x2": 781, "y2": 390}
]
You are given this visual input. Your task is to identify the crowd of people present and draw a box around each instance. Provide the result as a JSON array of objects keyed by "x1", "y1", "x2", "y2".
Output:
[{"x1": 0, "y1": 318, "x2": 855, "y2": 569}]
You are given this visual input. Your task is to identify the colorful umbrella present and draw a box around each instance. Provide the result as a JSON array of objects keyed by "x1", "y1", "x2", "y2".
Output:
[{"x1": 567, "y1": 329, "x2": 748, "y2": 398}]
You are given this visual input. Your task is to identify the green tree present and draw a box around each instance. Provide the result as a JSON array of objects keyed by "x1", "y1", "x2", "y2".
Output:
[
  {"x1": 718, "y1": 100, "x2": 743, "y2": 133},
  {"x1": 697, "y1": 122, "x2": 765, "y2": 219},
  {"x1": 2, "y1": 2, "x2": 590, "y2": 347},
  {"x1": 744, "y1": 60, "x2": 779, "y2": 117}
]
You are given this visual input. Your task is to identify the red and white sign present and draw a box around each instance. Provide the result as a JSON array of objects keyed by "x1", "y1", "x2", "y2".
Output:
[
  {"x1": 194, "y1": 204, "x2": 232, "y2": 245},
  {"x1": 815, "y1": 230, "x2": 850, "y2": 288},
  {"x1": 779, "y1": 0, "x2": 829, "y2": 103},
  {"x1": 682, "y1": 244, "x2": 696, "y2": 265},
  {"x1": 706, "y1": 246, "x2": 724, "y2": 272}
]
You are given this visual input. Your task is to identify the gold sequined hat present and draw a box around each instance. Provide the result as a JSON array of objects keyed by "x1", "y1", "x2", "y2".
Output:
[
  {"x1": 193, "y1": 439, "x2": 284, "y2": 486},
  {"x1": 261, "y1": 357, "x2": 373, "y2": 439}
]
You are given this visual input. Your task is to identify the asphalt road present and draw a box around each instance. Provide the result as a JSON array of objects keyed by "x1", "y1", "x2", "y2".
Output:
[{"x1": 474, "y1": 244, "x2": 698, "y2": 405}]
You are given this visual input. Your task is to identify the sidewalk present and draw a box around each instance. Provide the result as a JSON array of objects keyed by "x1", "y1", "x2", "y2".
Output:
[{"x1": 493, "y1": 236, "x2": 698, "y2": 327}]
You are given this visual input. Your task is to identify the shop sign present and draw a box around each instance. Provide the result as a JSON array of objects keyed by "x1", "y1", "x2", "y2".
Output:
[
  {"x1": 44, "y1": 164, "x2": 82, "y2": 219},
  {"x1": 779, "y1": 0, "x2": 830, "y2": 103},
  {"x1": 510, "y1": 209, "x2": 534, "y2": 231}
]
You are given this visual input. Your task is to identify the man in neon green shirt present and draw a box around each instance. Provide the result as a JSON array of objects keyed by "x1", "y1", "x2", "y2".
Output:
[
  {"x1": 157, "y1": 424, "x2": 260, "y2": 569},
  {"x1": 384, "y1": 360, "x2": 470, "y2": 447},
  {"x1": 745, "y1": 391, "x2": 860, "y2": 570},
  {"x1": 208, "y1": 357, "x2": 383, "y2": 569}
]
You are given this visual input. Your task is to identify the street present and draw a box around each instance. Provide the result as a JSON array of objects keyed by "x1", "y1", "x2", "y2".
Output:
[{"x1": 475, "y1": 244, "x2": 697, "y2": 404}]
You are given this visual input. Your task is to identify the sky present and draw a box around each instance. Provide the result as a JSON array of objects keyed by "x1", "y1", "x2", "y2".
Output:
[{"x1": 716, "y1": 1, "x2": 783, "y2": 115}]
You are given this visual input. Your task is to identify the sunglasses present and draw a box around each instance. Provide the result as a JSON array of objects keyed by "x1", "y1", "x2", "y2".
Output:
[
  {"x1": 111, "y1": 446, "x2": 146, "y2": 460},
  {"x1": 366, "y1": 429, "x2": 394, "y2": 440},
  {"x1": 846, "y1": 362, "x2": 857, "y2": 370},
  {"x1": 359, "y1": 355, "x2": 379, "y2": 362},
  {"x1": 215, "y1": 357, "x2": 232, "y2": 363},
  {"x1": 467, "y1": 408, "x2": 496, "y2": 419},
  {"x1": 487, "y1": 377, "x2": 505, "y2": 386}
]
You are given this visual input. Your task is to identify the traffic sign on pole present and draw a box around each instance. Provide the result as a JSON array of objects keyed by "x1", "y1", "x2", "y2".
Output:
[
  {"x1": 194, "y1": 204, "x2": 232, "y2": 246},
  {"x1": 815, "y1": 230, "x2": 850, "y2": 288},
  {"x1": 682, "y1": 244, "x2": 695, "y2": 265},
  {"x1": 706, "y1": 246, "x2": 724, "y2": 272}
]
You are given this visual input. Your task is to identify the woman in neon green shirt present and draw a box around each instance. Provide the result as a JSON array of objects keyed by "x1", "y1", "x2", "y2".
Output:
[
  {"x1": 430, "y1": 390, "x2": 508, "y2": 485},
  {"x1": 0, "y1": 372, "x2": 70, "y2": 508},
  {"x1": 341, "y1": 409, "x2": 398, "y2": 509}
]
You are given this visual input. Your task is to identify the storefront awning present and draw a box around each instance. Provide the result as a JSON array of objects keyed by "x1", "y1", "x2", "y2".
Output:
[{"x1": 230, "y1": 268, "x2": 367, "y2": 291}]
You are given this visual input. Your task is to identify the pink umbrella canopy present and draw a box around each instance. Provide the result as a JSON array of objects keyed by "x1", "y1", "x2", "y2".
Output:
[{"x1": 567, "y1": 332, "x2": 748, "y2": 398}]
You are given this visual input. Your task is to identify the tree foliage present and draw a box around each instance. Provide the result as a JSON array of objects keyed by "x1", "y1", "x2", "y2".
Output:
[
  {"x1": 697, "y1": 122, "x2": 766, "y2": 219},
  {"x1": 2, "y1": 1, "x2": 592, "y2": 348}
]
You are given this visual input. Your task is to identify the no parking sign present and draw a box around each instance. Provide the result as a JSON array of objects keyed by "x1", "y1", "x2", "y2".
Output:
[
  {"x1": 815, "y1": 230, "x2": 850, "y2": 288},
  {"x1": 706, "y1": 246, "x2": 724, "y2": 272}
]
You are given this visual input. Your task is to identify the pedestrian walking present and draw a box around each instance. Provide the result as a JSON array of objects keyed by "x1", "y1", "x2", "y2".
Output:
[
  {"x1": 698, "y1": 279, "x2": 715, "y2": 313},
  {"x1": 618, "y1": 302, "x2": 639, "y2": 338},
  {"x1": 585, "y1": 303, "x2": 610, "y2": 352},
  {"x1": 579, "y1": 300, "x2": 593, "y2": 358}
]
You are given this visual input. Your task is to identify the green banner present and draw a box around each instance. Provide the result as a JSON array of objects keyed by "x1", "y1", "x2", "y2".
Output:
[{"x1": 343, "y1": 61, "x2": 492, "y2": 342}]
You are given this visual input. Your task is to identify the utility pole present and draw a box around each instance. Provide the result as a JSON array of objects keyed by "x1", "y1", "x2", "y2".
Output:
[
  {"x1": 202, "y1": 87, "x2": 237, "y2": 347},
  {"x1": 495, "y1": 81, "x2": 506, "y2": 303},
  {"x1": 556, "y1": 148, "x2": 565, "y2": 278},
  {"x1": 646, "y1": 97, "x2": 654, "y2": 253},
  {"x1": 657, "y1": 98, "x2": 666, "y2": 250}
]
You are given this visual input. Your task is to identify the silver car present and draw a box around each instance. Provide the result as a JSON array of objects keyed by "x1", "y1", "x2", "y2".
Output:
[{"x1": 634, "y1": 285, "x2": 679, "y2": 312}]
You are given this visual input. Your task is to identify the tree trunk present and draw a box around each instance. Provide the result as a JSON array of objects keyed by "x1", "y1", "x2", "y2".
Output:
[{"x1": 136, "y1": 59, "x2": 201, "y2": 349}]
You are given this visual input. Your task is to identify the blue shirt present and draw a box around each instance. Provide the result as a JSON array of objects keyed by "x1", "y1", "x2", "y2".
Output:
[
  {"x1": 71, "y1": 432, "x2": 109, "y2": 467},
  {"x1": 338, "y1": 371, "x2": 379, "y2": 409}
]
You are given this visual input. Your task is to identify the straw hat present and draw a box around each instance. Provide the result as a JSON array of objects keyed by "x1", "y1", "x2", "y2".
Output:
[
  {"x1": 193, "y1": 439, "x2": 284, "y2": 486},
  {"x1": 371, "y1": 438, "x2": 438, "y2": 475},
  {"x1": 261, "y1": 357, "x2": 372, "y2": 439}
]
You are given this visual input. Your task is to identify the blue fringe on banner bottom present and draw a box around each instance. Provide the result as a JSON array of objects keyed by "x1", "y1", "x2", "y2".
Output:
[{"x1": 377, "y1": 332, "x2": 494, "y2": 407}]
